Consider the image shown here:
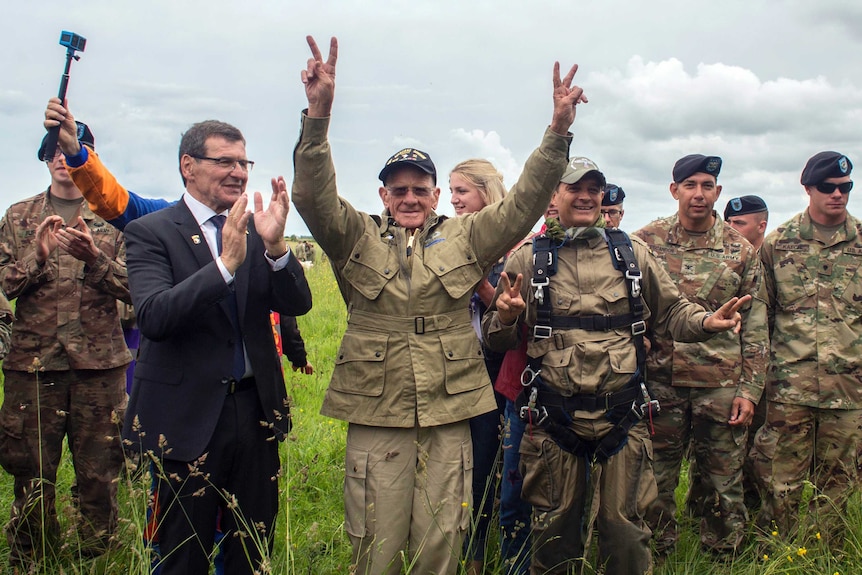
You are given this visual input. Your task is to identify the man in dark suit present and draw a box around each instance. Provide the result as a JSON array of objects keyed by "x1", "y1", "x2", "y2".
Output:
[{"x1": 46, "y1": 108, "x2": 311, "y2": 575}]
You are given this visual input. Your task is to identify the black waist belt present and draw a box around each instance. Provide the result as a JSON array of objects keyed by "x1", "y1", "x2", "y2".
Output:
[
  {"x1": 549, "y1": 312, "x2": 636, "y2": 331},
  {"x1": 227, "y1": 376, "x2": 256, "y2": 395},
  {"x1": 538, "y1": 385, "x2": 640, "y2": 412}
]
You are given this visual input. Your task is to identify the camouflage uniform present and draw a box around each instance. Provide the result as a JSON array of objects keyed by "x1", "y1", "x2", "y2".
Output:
[
  {"x1": 753, "y1": 209, "x2": 862, "y2": 541},
  {"x1": 0, "y1": 190, "x2": 131, "y2": 566},
  {"x1": 292, "y1": 113, "x2": 571, "y2": 575},
  {"x1": 0, "y1": 291, "x2": 12, "y2": 360},
  {"x1": 634, "y1": 213, "x2": 768, "y2": 553},
  {"x1": 483, "y1": 229, "x2": 716, "y2": 575}
]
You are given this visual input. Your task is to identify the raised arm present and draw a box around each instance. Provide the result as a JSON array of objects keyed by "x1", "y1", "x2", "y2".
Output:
[{"x1": 302, "y1": 35, "x2": 338, "y2": 118}]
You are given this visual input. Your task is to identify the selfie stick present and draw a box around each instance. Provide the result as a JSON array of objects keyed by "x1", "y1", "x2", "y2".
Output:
[{"x1": 43, "y1": 31, "x2": 87, "y2": 161}]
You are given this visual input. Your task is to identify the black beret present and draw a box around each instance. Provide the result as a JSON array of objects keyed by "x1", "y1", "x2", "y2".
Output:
[
  {"x1": 38, "y1": 121, "x2": 95, "y2": 161},
  {"x1": 672, "y1": 154, "x2": 722, "y2": 183},
  {"x1": 378, "y1": 148, "x2": 437, "y2": 184},
  {"x1": 800, "y1": 151, "x2": 853, "y2": 186},
  {"x1": 602, "y1": 183, "x2": 625, "y2": 206},
  {"x1": 724, "y1": 195, "x2": 767, "y2": 221}
]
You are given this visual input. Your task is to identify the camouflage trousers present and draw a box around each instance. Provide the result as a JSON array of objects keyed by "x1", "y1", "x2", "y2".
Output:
[
  {"x1": 752, "y1": 401, "x2": 862, "y2": 544},
  {"x1": 0, "y1": 367, "x2": 127, "y2": 567},
  {"x1": 519, "y1": 419, "x2": 656, "y2": 575},
  {"x1": 645, "y1": 384, "x2": 748, "y2": 554}
]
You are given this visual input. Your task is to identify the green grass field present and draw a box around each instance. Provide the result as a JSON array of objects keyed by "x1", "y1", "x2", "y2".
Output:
[{"x1": 0, "y1": 259, "x2": 860, "y2": 574}]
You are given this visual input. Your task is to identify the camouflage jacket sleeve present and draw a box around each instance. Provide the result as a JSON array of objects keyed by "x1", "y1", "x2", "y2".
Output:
[
  {"x1": 0, "y1": 290, "x2": 13, "y2": 360},
  {"x1": 0, "y1": 204, "x2": 55, "y2": 300},
  {"x1": 734, "y1": 252, "x2": 769, "y2": 404},
  {"x1": 84, "y1": 227, "x2": 132, "y2": 305}
]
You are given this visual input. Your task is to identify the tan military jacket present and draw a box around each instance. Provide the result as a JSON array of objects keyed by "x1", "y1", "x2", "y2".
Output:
[
  {"x1": 634, "y1": 213, "x2": 768, "y2": 403},
  {"x1": 762, "y1": 209, "x2": 862, "y2": 409},
  {"x1": 292, "y1": 114, "x2": 571, "y2": 427},
  {"x1": 0, "y1": 190, "x2": 132, "y2": 371},
  {"x1": 483, "y1": 230, "x2": 713, "y2": 401}
]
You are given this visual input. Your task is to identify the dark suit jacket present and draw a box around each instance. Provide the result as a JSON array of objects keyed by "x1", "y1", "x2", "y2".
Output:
[{"x1": 122, "y1": 200, "x2": 312, "y2": 461}]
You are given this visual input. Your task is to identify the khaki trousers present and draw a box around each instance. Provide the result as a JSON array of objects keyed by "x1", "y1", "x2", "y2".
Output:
[
  {"x1": 345, "y1": 421, "x2": 472, "y2": 575},
  {"x1": 519, "y1": 419, "x2": 656, "y2": 575}
]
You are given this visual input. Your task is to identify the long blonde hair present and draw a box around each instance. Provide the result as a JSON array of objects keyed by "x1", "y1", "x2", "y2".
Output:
[{"x1": 450, "y1": 159, "x2": 507, "y2": 208}]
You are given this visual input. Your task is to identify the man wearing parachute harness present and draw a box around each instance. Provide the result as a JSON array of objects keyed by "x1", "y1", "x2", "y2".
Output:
[{"x1": 482, "y1": 157, "x2": 750, "y2": 575}]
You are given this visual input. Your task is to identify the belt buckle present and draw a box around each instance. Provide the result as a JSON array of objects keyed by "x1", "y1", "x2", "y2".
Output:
[
  {"x1": 415, "y1": 316, "x2": 426, "y2": 334},
  {"x1": 228, "y1": 379, "x2": 237, "y2": 394},
  {"x1": 533, "y1": 325, "x2": 552, "y2": 340},
  {"x1": 631, "y1": 320, "x2": 646, "y2": 336}
]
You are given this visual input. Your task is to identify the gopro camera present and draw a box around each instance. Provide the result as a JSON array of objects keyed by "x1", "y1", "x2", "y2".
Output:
[{"x1": 59, "y1": 31, "x2": 86, "y2": 53}]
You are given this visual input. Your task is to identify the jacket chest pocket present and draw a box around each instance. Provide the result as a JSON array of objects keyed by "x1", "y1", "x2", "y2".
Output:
[
  {"x1": 424, "y1": 237, "x2": 483, "y2": 299},
  {"x1": 773, "y1": 249, "x2": 817, "y2": 309},
  {"x1": 342, "y1": 233, "x2": 398, "y2": 301}
]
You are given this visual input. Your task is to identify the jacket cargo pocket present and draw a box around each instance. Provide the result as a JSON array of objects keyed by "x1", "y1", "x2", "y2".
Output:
[
  {"x1": 441, "y1": 331, "x2": 486, "y2": 394},
  {"x1": 344, "y1": 447, "x2": 369, "y2": 538},
  {"x1": 0, "y1": 407, "x2": 33, "y2": 476},
  {"x1": 608, "y1": 344, "x2": 637, "y2": 375},
  {"x1": 519, "y1": 431, "x2": 562, "y2": 511},
  {"x1": 331, "y1": 331, "x2": 388, "y2": 397}
]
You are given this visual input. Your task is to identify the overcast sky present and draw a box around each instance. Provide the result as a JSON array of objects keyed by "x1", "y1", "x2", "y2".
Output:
[{"x1": 2, "y1": 0, "x2": 861, "y2": 236}]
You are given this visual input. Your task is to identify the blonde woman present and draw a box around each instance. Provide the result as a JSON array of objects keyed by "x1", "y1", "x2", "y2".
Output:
[{"x1": 450, "y1": 159, "x2": 512, "y2": 575}]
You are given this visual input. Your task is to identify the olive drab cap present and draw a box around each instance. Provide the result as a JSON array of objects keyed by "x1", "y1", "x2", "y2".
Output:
[
  {"x1": 602, "y1": 183, "x2": 625, "y2": 206},
  {"x1": 38, "y1": 121, "x2": 95, "y2": 161},
  {"x1": 560, "y1": 157, "x2": 606, "y2": 187},
  {"x1": 724, "y1": 195, "x2": 767, "y2": 221},
  {"x1": 378, "y1": 148, "x2": 437, "y2": 184},
  {"x1": 672, "y1": 154, "x2": 722, "y2": 183},
  {"x1": 800, "y1": 151, "x2": 853, "y2": 185}
]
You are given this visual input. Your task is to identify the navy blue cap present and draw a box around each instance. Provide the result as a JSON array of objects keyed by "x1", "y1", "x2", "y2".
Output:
[
  {"x1": 672, "y1": 154, "x2": 722, "y2": 183},
  {"x1": 800, "y1": 151, "x2": 853, "y2": 186},
  {"x1": 724, "y1": 195, "x2": 767, "y2": 221},
  {"x1": 378, "y1": 148, "x2": 437, "y2": 184},
  {"x1": 602, "y1": 183, "x2": 625, "y2": 206},
  {"x1": 38, "y1": 121, "x2": 95, "y2": 161}
]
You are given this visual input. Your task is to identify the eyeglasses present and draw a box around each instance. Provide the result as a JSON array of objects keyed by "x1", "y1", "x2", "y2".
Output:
[
  {"x1": 814, "y1": 181, "x2": 853, "y2": 194},
  {"x1": 601, "y1": 209, "x2": 622, "y2": 217},
  {"x1": 41, "y1": 147, "x2": 64, "y2": 162},
  {"x1": 190, "y1": 155, "x2": 254, "y2": 172},
  {"x1": 385, "y1": 186, "x2": 435, "y2": 198}
]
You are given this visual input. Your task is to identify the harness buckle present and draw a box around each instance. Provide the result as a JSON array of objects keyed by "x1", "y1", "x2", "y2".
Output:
[
  {"x1": 519, "y1": 404, "x2": 549, "y2": 425},
  {"x1": 532, "y1": 325, "x2": 552, "y2": 340},
  {"x1": 520, "y1": 366, "x2": 541, "y2": 387},
  {"x1": 625, "y1": 269, "x2": 642, "y2": 298},
  {"x1": 531, "y1": 276, "x2": 549, "y2": 305},
  {"x1": 631, "y1": 320, "x2": 646, "y2": 336}
]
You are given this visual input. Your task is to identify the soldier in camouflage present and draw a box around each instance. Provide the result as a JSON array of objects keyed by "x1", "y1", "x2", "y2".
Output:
[
  {"x1": 752, "y1": 151, "x2": 860, "y2": 544},
  {"x1": 635, "y1": 154, "x2": 769, "y2": 555},
  {"x1": 0, "y1": 122, "x2": 131, "y2": 569}
]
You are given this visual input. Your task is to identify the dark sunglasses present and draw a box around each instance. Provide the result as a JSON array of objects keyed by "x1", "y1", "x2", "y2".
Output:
[{"x1": 814, "y1": 181, "x2": 853, "y2": 194}]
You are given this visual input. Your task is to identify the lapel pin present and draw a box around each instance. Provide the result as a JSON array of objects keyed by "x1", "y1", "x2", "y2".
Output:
[{"x1": 191, "y1": 234, "x2": 201, "y2": 244}]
